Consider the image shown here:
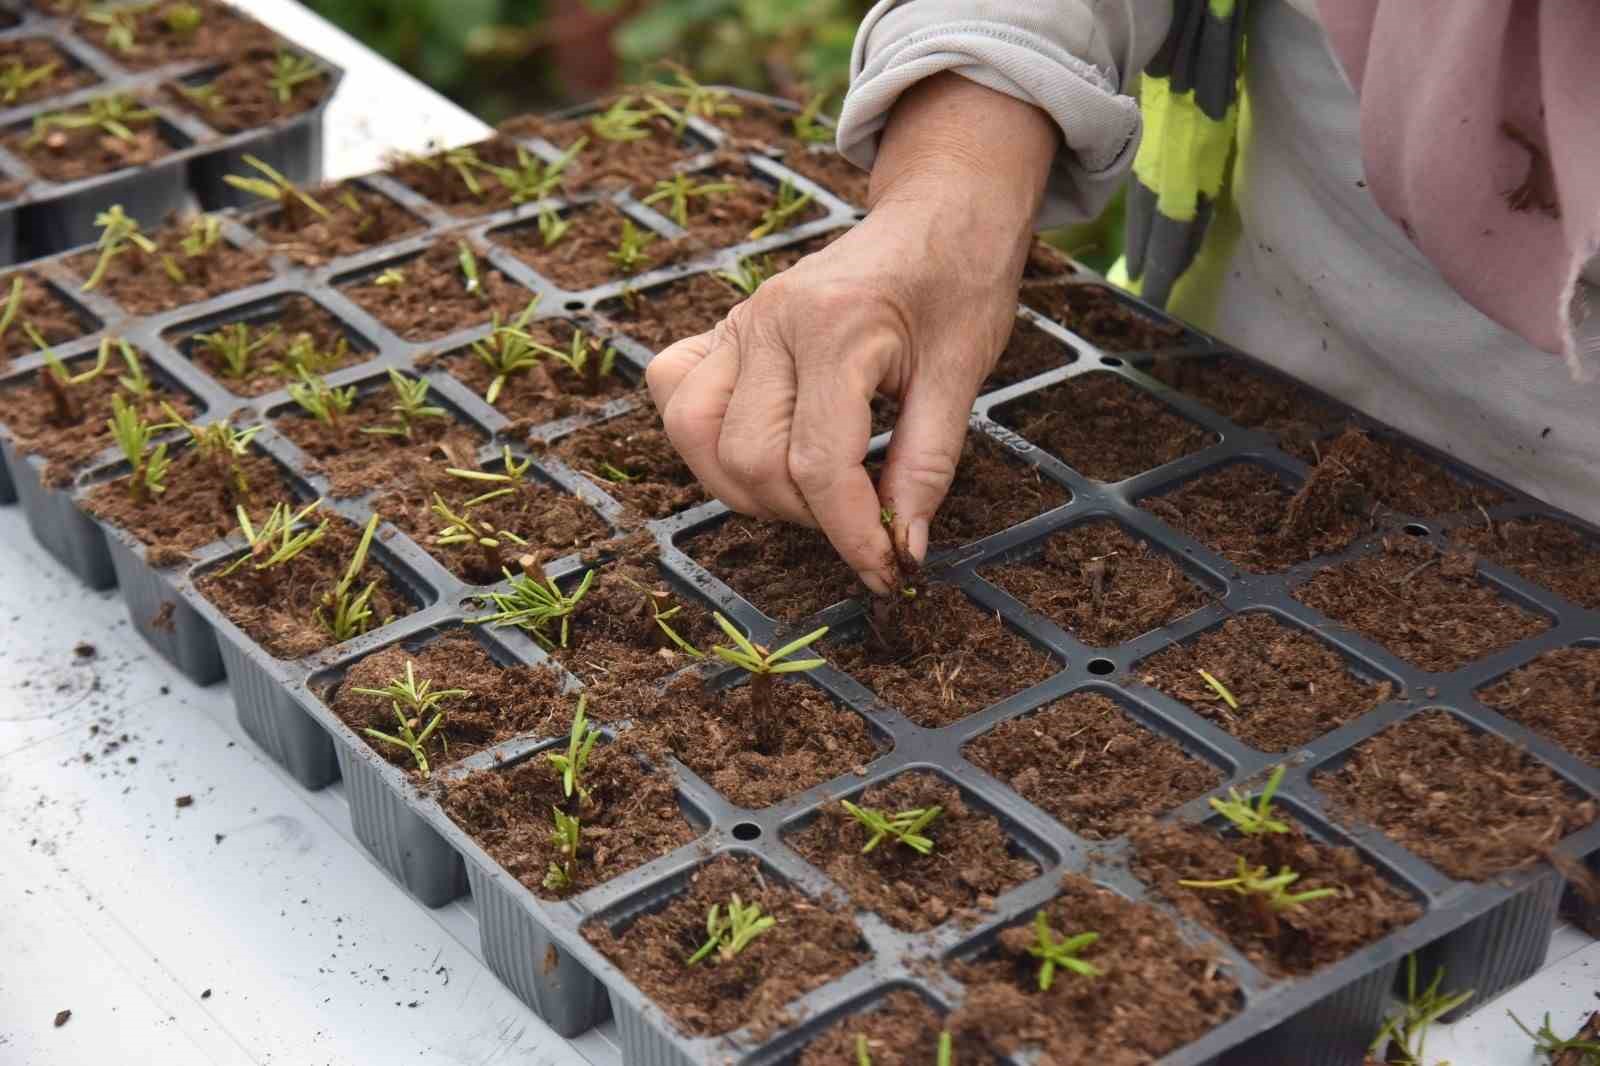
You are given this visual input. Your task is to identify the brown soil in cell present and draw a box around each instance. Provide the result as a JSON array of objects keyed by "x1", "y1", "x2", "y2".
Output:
[
  {"x1": 654, "y1": 166, "x2": 826, "y2": 257},
  {"x1": 584, "y1": 854, "x2": 868, "y2": 1038},
  {"x1": 72, "y1": 0, "x2": 276, "y2": 70},
  {"x1": 1130, "y1": 819, "x2": 1421, "y2": 978},
  {"x1": 703, "y1": 99, "x2": 800, "y2": 151},
  {"x1": 1022, "y1": 284, "x2": 1187, "y2": 352},
  {"x1": 1313, "y1": 710, "x2": 1597, "y2": 880},
  {"x1": 1478, "y1": 646, "x2": 1600, "y2": 766},
  {"x1": 85, "y1": 447, "x2": 295, "y2": 563},
  {"x1": 785, "y1": 149, "x2": 869, "y2": 205},
  {"x1": 1293, "y1": 537, "x2": 1550, "y2": 673},
  {"x1": 967, "y1": 692, "x2": 1220, "y2": 839},
  {"x1": 545, "y1": 406, "x2": 705, "y2": 520},
  {"x1": 495, "y1": 201, "x2": 672, "y2": 291},
  {"x1": 5, "y1": 105, "x2": 170, "y2": 183},
  {"x1": 948, "y1": 874, "x2": 1239, "y2": 1065},
  {"x1": 827, "y1": 584, "x2": 1056, "y2": 728},
  {"x1": 251, "y1": 183, "x2": 422, "y2": 267},
  {"x1": 328, "y1": 631, "x2": 569, "y2": 773},
  {"x1": 600, "y1": 272, "x2": 741, "y2": 352},
  {"x1": 64, "y1": 218, "x2": 271, "y2": 315},
  {"x1": 1453, "y1": 515, "x2": 1600, "y2": 611},
  {"x1": 1141, "y1": 463, "x2": 1364, "y2": 573},
  {"x1": 0, "y1": 272, "x2": 94, "y2": 364},
  {"x1": 0, "y1": 38, "x2": 100, "y2": 105},
  {"x1": 683, "y1": 513, "x2": 861, "y2": 623},
  {"x1": 985, "y1": 521, "x2": 1210, "y2": 647},
  {"x1": 181, "y1": 295, "x2": 367, "y2": 397},
  {"x1": 166, "y1": 50, "x2": 328, "y2": 133},
  {"x1": 0, "y1": 353, "x2": 192, "y2": 486},
  {"x1": 1138, "y1": 613, "x2": 1392, "y2": 752},
  {"x1": 197, "y1": 516, "x2": 415, "y2": 660},
  {"x1": 1287, "y1": 428, "x2": 1506, "y2": 523},
  {"x1": 443, "y1": 733, "x2": 698, "y2": 899},
  {"x1": 498, "y1": 107, "x2": 702, "y2": 194},
  {"x1": 799, "y1": 990, "x2": 997, "y2": 1066},
  {"x1": 987, "y1": 320, "x2": 1076, "y2": 389},
  {"x1": 873, "y1": 433, "x2": 1068, "y2": 551},
  {"x1": 1022, "y1": 240, "x2": 1079, "y2": 282},
  {"x1": 788, "y1": 771, "x2": 1039, "y2": 932},
  {"x1": 385, "y1": 135, "x2": 530, "y2": 216},
  {"x1": 997, "y1": 373, "x2": 1217, "y2": 482},
  {"x1": 1147, "y1": 355, "x2": 1347, "y2": 462},
  {"x1": 343, "y1": 241, "x2": 533, "y2": 341},
  {"x1": 432, "y1": 318, "x2": 635, "y2": 427}
]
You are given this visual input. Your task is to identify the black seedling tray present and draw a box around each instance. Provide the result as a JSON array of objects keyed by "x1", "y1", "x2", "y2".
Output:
[
  {"x1": 0, "y1": 1, "x2": 341, "y2": 264},
  {"x1": 0, "y1": 88, "x2": 1596, "y2": 1066}
]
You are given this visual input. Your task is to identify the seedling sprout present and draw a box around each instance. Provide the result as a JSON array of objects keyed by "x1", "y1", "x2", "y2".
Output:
[
  {"x1": 218, "y1": 499, "x2": 327, "y2": 577},
  {"x1": 471, "y1": 568, "x2": 595, "y2": 649},
  {"x1": 607, "y1": 219, "x2": 656, "y2": 275},
  {"x1": 374, "y1": 267, "x2": 406, "y2": 287},
  {"x1": 545, "y1": 694, "x2": 599, "y2": 802},
  {"x1": 646, "y1": 65, "x2": 739, "y2": 130},
  {"x1": 533, "y1": 328, "x2": 616, "y2": 395},
  {"x1": 351, "y1": 660, "x2": 469, "y2": 778},
  {"x1": 163, "y1": 3, "x2": 203, "y2": 36},
  {"x1": 589, "y1": 96, "x2": 655, "y2": 142},
  {"x1": 614, "y1": 573, "x2": 705, "y2": 659},
  {"x1": 492, "y1": 140, "x2": 586, "y2": 204},
  {"x1": 431, "y1": 494, "x2": 526, "y2": 574},
  {"x1": 266, "y1": 50, "x2": 320, "y2": 104},
  {"x1": 709, "y1": 611, "x2": 826, "y2": 752},
  {"x1": 40, "y1": 338, "x2": 109, "y2": 425},
  {"x1": 193, "y1": 321, "x2": 280, "y2": 379},
  {"x1": 428, "y1": 146, "x2": 490, "y2": 199},
  {"x1": 537, "y1": 208, "x2": 569, "y2": 248},
  {"x1": 1369, "y1": 955, "x2": 1474, "y2": 1066},
  {"x1": 0, "y1": 277, "x2": 24, "y2": 349},
  {"x1": 82, "y1": 205, "x2": 157, "y2": 291},
  {"x1": 113, "y1": 338, "x2": 153, "y2": 398},
  {"x1": 270, "y1": 331, "x2": 349, "y2": 378},
  {"x1": 315, "y1": 513, "x2": 383, "y2": 642},
  {"x1": 224, "y1": 154, "x2": 331, "y2": 226},
  {"x1": 1209, "y1": 765, "x2": 1290, "y2": 836},
  {"x1": 27, "y1": 94, "x2": 156, "y2": 148},
  {"x1": 457, "y1": 240, "x2": 488, "y2": 301},
  {"x1": 1027, "y1": 911, "x2": 1102, "y2": 990},
  {"x1": 792, "y1": 92, "x2": 834, "y2": 144},
  {"x1": 0, "y1": 58, "x2": 58, "y2": 104},
  {"x1": 841, "y1": 799, "x2": 942, "y2": 855},
  {"x1": 362, "y1": 369, "x2": 447, "y2": 439},
  {"x1": 855, "y1": 1030, "x2": 955, "y2": 1066},
  {"x1": 749, "y1": 178, "x2": 813, "y2": 240},
  {"x1": 445, "y1": 446, "x2": 534, "y2": 505},
  {"x1": 1198, "y1": 668, "x2": 1240, "y2": 712},
  {"x1": 1509, "y1": 1011, "x2": 1600, "y2": 1064},
  {"x1": 641, "y1": 173, "x2": 735, "y2": 228},
  {"x1": 86, "y1": 8, "x2": 139, "y2": 53},
  {"x1": 108, "y1": 394, "x2": 171, "y2": 501},
  {"x1": 686, "y1": 894, "x2": 774, "y2": 966},
  {"x1": 470, "y1": 298, "x2": 543, "y2": 404},
  {"x1": 1179, "y1": 856, "x2": 1339, "y2": 937},
  {"x1": 287, "y1": 369, "x2": 356, "y2": 438},
  {"x1": 161, "y1": 403, "x2": 263, "y2": 503},
  {"x1": 544, "y1": 807, "x2": 581, "y2": 892},
  {"x1": 716, "y1": 255, "x2": 773, "y2": 297}
]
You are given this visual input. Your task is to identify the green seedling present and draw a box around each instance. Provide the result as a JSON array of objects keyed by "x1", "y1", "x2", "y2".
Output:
[
  {"x1": 472, "y1": 568, "x2": 595, "y2": 649},
  {"x1": 589, "y1": 95, "x2": 655, "y2": 142},
  {"x1": 1509, "y1": 1011, "x2": 1600, "y2": 1065},
  {"x1": 271, "y1": 331, "x2": 349, "y2": 378},
  {"x1": 642, "y1": 173, "x2": 736, "y2": 228},
  {"x1": 28, "y1": 94, "x2": 157, "y2": 147},
  {"x1": 1208, "y1": 765, "x2": 1290, "y2": 837},
  {"x1": 266, "y1": 50, "x2": 320, "y2": 104},
  {"x1": 614, "y1": 573, "x2": 705, "y2": 660},
  {"x1": 470, "y1": 297, "x2": 543, "y2": 405},
  {"x1": 176, "y1": 81, "x2": 225, "y2": 112},
  {"x1": 110, "y1": 337, "x2": 151, "y2": 398},
  {"x1": 428, "y1": 146, "x2": 492, "y2": 199},
  {"x1": 457, "y1": 240, "x2": 489, "y2": 302},
  {"x1": 287, "y1": 368, "x2": 356, "y2": 439},
  {"x1": 841, "y1": 800, "x2": 942, "y2": 855},
  {"x1": 646, "y1": 64, "x2": 739, "y2": 132},
  {"x1": 749, "y1": 178, "x2": 814, "y2": 240},
  {"x1": 686, "y1": 894, "x2": 774, "y2": 966},
  {"x1": 1179, "y1": 856, "x2": 1339, "y2": 937},
  {"x1": 82, "y1": 205, "x2": 157, "y2": 292},
  {"x1": 86, "y1": 8, "x2": 139, "y2": 53},
  {"x1": 161, "y1": 403, "x2": 263, "y2": 503},
  {"x1": 715, "y1": 255, "x2": 773, "y2": 297},
  {"x1": 1198, "y1": 668, "x2": 1240, "y2": 712},
  {"x1": 224, "y1": 154, "x2": 331, "y2": 227},
  {"x1": 336, "y1": 190, "x2": 376, "y2": 237},
  {"x1": 709, "y1": 611, "x2": 826, "y2": 752},
  {"x1": 0, "y1": 58, "x2": 58, "y2": 104},
  {"x1": 162, "y1": 2, "x2": 202, "y2": 37},
  {"x1": 1027, "y1": 911, "x2": 1101, "y2": 990},
  {"x1": 492, "y1": 139, "x2": 586, "y2": 204},
  {"x1": 445, "y1": 446, "x2": 533, "y2": 506},
  {"x1": 536, "y1": 207, "x2": 569, "y2": 248},
  {"x1": 108, "y1": 393, "x2": 171, "y2": 502},
  {"x1": 193, "y1": 321, "x2": 279, "y2": 379},
  {"x1": 351, "y1": 660, "x2": 469, "y2": 778},
  {"x1": 1370, "y1": 955, "x2": 1474, "y2": 1066},
  {"x1": 218, "y1": 499, "x2": 327, "y2": 578},
  {"x1": 792, "y1": 92, "x2": 833, "y2": 144},
  {"x1": 39, "y1": 336, "x2": 109, "y2": 425},
  {"x1": 374, "y1": 267, "x2": 406, "y2": 287},
  {"x1": 545, "y1": 694, "x2": 599, "y2": 802},
  {"x1": 179, "y1": 212, "x2": 222, "y2": 257},
  {"x1": 315, "y1": 513, "x2": 383, "y2": 643},
  {"x1": 607, "y1": 219, "x2": 656, "y2": 275},
  {"x1": 0, "y1": 276, "x2": 26, "y2": 350},
  {"x1": 361, "y1": 369, "x2": 446, "y2": 439},
  {"x1": 430, "y1": 494, "x2": 526, "y2": 574},
  {"x1": 594, "y1": 461, "x2": 635, "y2": 483},
  {"x1": 534, "y1": 328, "x2": 615, "y2": 395},
  {"x1": 855, "y1": 1030, "x2": 955, "y2": 1066},
  {"x1": 544, "y1": 807, "x2": 581, "y2": 892}
]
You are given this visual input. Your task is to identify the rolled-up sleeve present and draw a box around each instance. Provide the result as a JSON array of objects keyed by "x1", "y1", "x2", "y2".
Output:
[{"x1": 837, "y1": 0, "x2": 1172, "y2": 226}]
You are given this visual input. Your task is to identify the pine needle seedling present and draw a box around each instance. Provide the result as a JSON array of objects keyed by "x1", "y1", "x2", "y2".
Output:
[
  {"x1": 108, "y1": 393, "x2": 172, "y2": 501},
  {"x1": 545, "y1": 694, "x2": 599, "y2": 803},
  {"x1": 544, "y1": 807, "x2": 581, "y2": 892},
  {"x1": 792, "y1": 92, "x2": 834, "y2": 144},
  {"x1": 193, "y1": 321, "x2": 279, "y2": 379},
  {"x1": 374, "y1": 267, "x2": 406, "y2": 287},
  {"x1": 607, "y1": 219, "x2": 656, "y2": 275},
  {"x1": 1209, "y1": 765, "x2": 1290, "y2": 837},
  {"x1": 315, "y1": 513, "x2": 383, "y2": 643},
  {"x1": 534, "y1": 328, "x2": 615, "y2": 395},
  {"x1": 642, "y1": 173, "x2": 736, "y2": 228},
  {"x1": 1509, "y1": 1011, "x2": 1600, "y2": 1065},
  {"x1": 361, "y1": 369, "x2": 447, "y2": 440},
  {"x1": 270, "y1": 331, "x2": 348, "y2": 378},
  {"x1": 855, "y1": 1030, "x2": 955, "y2": 1066},
  {"x1": 457, "y1": 240, "x2": 489, "y2": 302},
  {"x1": 1179, "y1": 856, "x2": 1339, "y2": 937},
  {"x1": 218, "y1": 499, "x2": 327, "y2": 577},
  {"x1": 709, "y1": 611, "x2": 826, "y2": 752},
  {"x1": 224, "y1": 154, "x2": 331, "y2": 227},
  {"x1": 471, "y1": 568, "x2": 595, "y2": 649},
  {"x1": 113, "y1": 337, "x2": 152, "y2": 398},
  {"x1": 266, "y1": 50, "x2": 320, "y2": 104},
  {"x1": 646, "y1": 64, "x2": 740, "y2": 131},
  {"x1": 1369, "y1": 955, "x2": 1474, "y2": 1066},
  {"x1": 470, "y1": 297, "x2": 543, "y2": 405},
  {"x1": 686, "y1": 894, "x2": 775, "y2": 966},
  {"x1": 536, "y1": 207, "x2": 569, "y2": 248},
  {"x1": 1028, "y1": 911, "x2": 1102, "y2": 990},
  {"x1": 178, "y1": 211, "x2": 223, "y2": 257},
  {"x1": 429, "y1": 146, "x2": 491, "y2": 200},
  {"x1": 82, "y1": 205, "x2": 157, "y2": 291},
  {"x1": 749, "y1": 179, "x2": 813, "y2": 240},
  {"x1": 492, "y1": 139, "x2": 586, "y2": 204},
  {"x1": 336, "y1": 189, "x2": 375, "y2": 237},
  {"x1": 590, "y1": 95, "x2": 655, "y2": 142},
  {"x1": 176, "y1": 80, "x2": 224, "y2": 112},
  {"x1": 29, "y1": 94, "x2": 156, "y2": 147},
  {"x1": 1198, "y1": 668, "x2": 1240, "y2": 713},
  {"x1": 0, "y1": 58, "x2": 58, "y2": 104},
  {"x1": 39, "y1": 335, "x2": 109, "y2": 425},
  {"x1": 431, "y1": 494, "x2": 526, "y2": 574},
  {"x1": 614, "y1": 573, "x2": 705, "y2": 659},
  {"x1": 351, "y1": 659, "x2": 469, "y2": 778},
  {"x1": 716, "y1": 255, "x2": 773, "y2": 297},
  {"x1": 841, "y1": 800, "x2": 942, "y2": 855},
  {"x1": 162, "y1": 2, "x2": 202, "y2": 37},
  {"x1": 0, "y1": 275, "x2": 24, "y2": 349},
  {"x1": 445, "y1": 445, "x2": 533, "y2": 506},
  {"x1": 162, "y1": 403, "x2": 263, "y2": 504},
  {"x1": 86, "y1": 8, "x2": 139, "y2": 53},
  {"x1": 287, "y1": 368, "x2": 355, "y2": 439}
]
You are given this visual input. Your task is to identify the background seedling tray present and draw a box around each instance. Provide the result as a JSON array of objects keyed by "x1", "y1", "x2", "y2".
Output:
[
  {"x1": 0, "y1": 87, "x2": 1595, "y2": 1066},
  {"x1": 0, "y1": 0, "x2": 342, "y2": 264}
]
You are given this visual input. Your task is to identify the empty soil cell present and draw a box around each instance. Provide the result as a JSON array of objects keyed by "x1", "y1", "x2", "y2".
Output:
[
  {"x1": 179, "y1": 295, "x2": 369, "y2": 397},
  {"x1": 166, "y1": 49, "x2": 329, "y2": 133},
  {"x1": 0, "y1": 351, "x2": 193, "y2": 486},
  {"x1": 1021, "y1": 284, "x2": 1187, "y2": 353},
  {"x1": 1452, "y1": 515, "x2": 1600, "y2": 611},
  {"x1": 327, "y1": 630, "x2": 570, "y2": 774},
  {"x1": 986, "y1": 320, "x2": 1077, "y2": 389},
  {"x1": 872, "y1": 433, "x2": 1068, "y2": 551},
  {"x1": 584, "y1": 854, "x2": 868, "y2": 1039},
  {"x1": 85, "y1": 447, "x2": 297, "y2": 566},
  {"x1": 786, "y1": 771, "x2": 1039, "y2": 932},
  {"x1": 1299, "y1": 428, "x2": 1506, "y2": 519},
  {"x1": 4, "y1": 99, "x2": 172, "y2": 183},
  {"x1": 544, "y1": 405, "x2": 705, "y2": 521},
  {"x1": 0, "y1": 273, "x2": 96, "y2": 364},
  {"x1": 599, "y1": 273, "x2": 740, "y2": 352},
  {"x1": 64, "y1": 221, "x2": 272, "y2": 315},
  {"x1": 825, "y1": 583, "x2": 1057, "y2": 729},
  {"x1": 1292, "y1": 538, "x2": 1550, "y2": 673},
  {"x1": 249, "y1": 183, "x2": 422, "y2": 267},
  {"x1": 948, "y1": 874, "x2": 1240, "y2": 1065},
  {"x1": 798, "y1": 990, "x2": 997, "y2": 1066},
  {"x1": 964, "y1": 692, "x2": 1222, "y2": 840},
  {"x1": 984, "y1": 521, "x2": 1211, "y2": 647},
  {"x1": 1313, "y1": 710, "x2": 1598, "y2": 880},
  {"x1": 0, "y1": 38, "x2": 100, "y2": 106},
  {"x1": 996, "y1": 373, "x2": 1217, "y2": 483},
  {"x1": 682, "y1": 514, "x2": 861, "y2": 624},
  {"x1": 442, "y1": 734, "x2": 698, "y2": 899},
  {"x1": 1129, "y1": 819, "x2": 1421, "y2": 978},
  {"x1": 1140, "y1": 462, "x2": 1364, "y2": 573},
  {"x1": 784, "y1": 148, "x2": 869, "y2": 205},
  {"x1": 493, "y1": 202, "x2": 674, "y2": 291},
  {"x1": 385, "y1": 136, "x2": 533, "y2": 216},
  {"x1": 1145, "y1": 355, "x2": 1347, "y2": 462},
  {"x1": 342, "y1": 243, "x2": 534, "y2": 342},
  {"x1": 196, "y1": 517, "x2": 416, "y2": 660},
  {"x1": 497, "y1": 108, "x2": 703, "y2": 194},
  {"x1": 1136, "y1": 613, "x2": 1393, "y2": 753},
  {"x1": 431, "y1": 318, "x2": 634, "y2": 427},
  {"x1": 1478, "y1": 646, "x2": 1600, "y2": 766},
  {"x1": 71, "y1": 0, "x2": 277, "y2": 70}
]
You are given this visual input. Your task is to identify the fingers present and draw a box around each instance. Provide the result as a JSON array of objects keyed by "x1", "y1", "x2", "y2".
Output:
[
  {"x1": 654, "y1": 329, "x2": 773, "y2": 519},
  {"x1": 717, "y1": 313, "x2": 813, "y2": 525},
  {"x1": 876, "y1": 366, "x2": 977, "y2": 562}
]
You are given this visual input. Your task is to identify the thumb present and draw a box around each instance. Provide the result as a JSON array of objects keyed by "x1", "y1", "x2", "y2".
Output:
[{"x1": 876, "y1": 371, "x2": 976, "y2": 562}]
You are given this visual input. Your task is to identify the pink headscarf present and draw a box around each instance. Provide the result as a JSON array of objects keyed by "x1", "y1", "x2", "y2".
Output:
[{"x1": 1316, "y1": 0, "x2": 1600, "y2": 376}]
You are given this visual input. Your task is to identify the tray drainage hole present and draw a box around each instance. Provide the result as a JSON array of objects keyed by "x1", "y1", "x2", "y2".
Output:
[
  {"x1": 1403, "y1": 522, "x2": 1430, "y2": 537},
  {"x1": 1087, "y1": 658, "x2": 1116, "y2": 676},
  {"x1": 563, "y1": 300, "x2": 585, "y2": 312},
  {"x1": 731, "y1": 821, "x2": 761, "y2": 842},
  {"x1": 1100, "y1": 356, "x2": 1125, "y2": 367}
]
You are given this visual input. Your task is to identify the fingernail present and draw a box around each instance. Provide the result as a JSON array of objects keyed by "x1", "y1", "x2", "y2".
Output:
[
  {"x1": 906, "y1": 518, "x2": 929, "y2": 562},
  {"x1": 859, "y1": 570, "x2": 891, "y2": 597}
]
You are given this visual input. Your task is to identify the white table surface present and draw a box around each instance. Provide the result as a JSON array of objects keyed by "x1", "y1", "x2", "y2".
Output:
[{"x1": 1, "y1": 4, "x2": 1596, "y2": 1064}]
